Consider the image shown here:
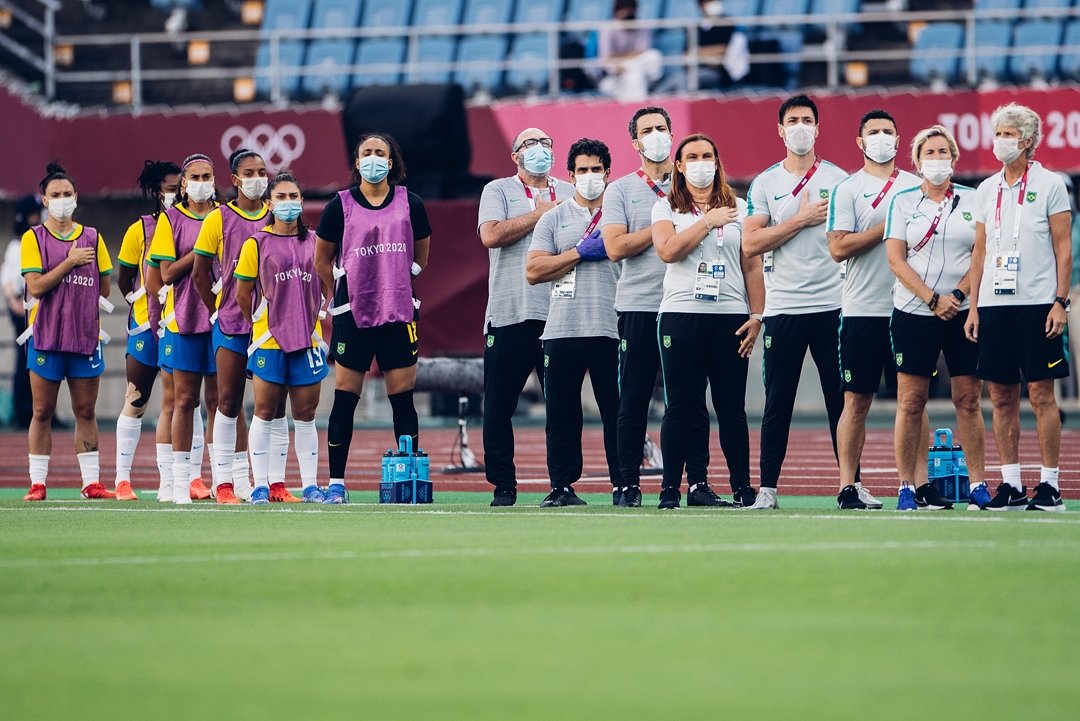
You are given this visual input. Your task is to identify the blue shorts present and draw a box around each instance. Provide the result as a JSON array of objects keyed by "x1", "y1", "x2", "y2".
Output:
[
  {"x1": 161, "y1": 329, "x2": 216, "y2": 375},
  {"x1": 27, "y1": 337, "x2": 104, "y2": 382},
  {"x1": 127, "y1": 325, "x2": 159, "y2": 368},
  {"x1": 248, "y1": 346, "x2": 328, "y2": 386},
  {"x1": 212, "y1": 322, "x2": 249, "y2": 357}
]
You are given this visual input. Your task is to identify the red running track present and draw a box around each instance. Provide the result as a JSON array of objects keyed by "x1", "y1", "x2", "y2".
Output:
[{"x1": 2, "y1": 427, "x2": 1078, "y2": 498}]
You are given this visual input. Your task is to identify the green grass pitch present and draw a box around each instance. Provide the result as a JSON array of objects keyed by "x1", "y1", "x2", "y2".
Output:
[{"x1": 1, "y1": 490, "x2": 1078, "y2": 720}]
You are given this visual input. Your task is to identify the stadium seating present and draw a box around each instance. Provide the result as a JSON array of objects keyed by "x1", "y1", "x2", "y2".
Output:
[
  {"x1": 414, "y1": 0, "x2": 466, "y2": 27},
  {"x1": 1009, "y1": 19, "x2": 1063, "y2": 80},
  {"x1": 353, "y1": 37, "x2": 408, "y2": 87},
  {"x1": 1025, "y1": 0, "x2": 1074, "y2": 12},
  {"x1": 363, "y1": 1, "x2": 414, "y2": 26},
  {"x1": 566, "y1": 0, "x2": 614, "y2": 23},
  {"x1": 635, "y1": 0, "x2": 667, "y2": 20},
  {"x1": 962, "y1": 21, "x2": 1011, "y2": 82},
  {"x1": 255, "y1": 0, "x2": 313, "y2": 97},
  {"x1": 505, "y1": 33, "x2": 553, "y2": 93},
  {"x1": 300, "y1": 0, "x2": 363, "y2": 97},
  {"x1": 410, "y1": 37, "x2": 459, "y2": 84},
  {"x1": 454, "y1": 34, "x2": 508, "y2": 94},
  {"x1": 463, "y1": 0, "x2": 515, "y2": 25},
  {"x1": 761, "y1": 0, "x2": 811, "y2": 24},
  {"x1": 974, "y1": 0, "x2": 1022, "y2": 11},
  {"x1": 1061, "y1": 19, "x2": 1080, "y2": 79},
  {"x1": 909, "y1": 22, "x2": 964, "y2": 84},
  {"x1": 513, "y1": 0, "x2": 565, "y2": 24}
]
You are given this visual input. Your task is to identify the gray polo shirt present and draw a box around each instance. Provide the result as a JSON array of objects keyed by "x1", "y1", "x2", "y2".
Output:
[
  {"x1": 529, "y1": 199, "x2": 618, "y2": 340},
  {"x1": 601, "y1": 170, "x2": 670, "y2": 313},
  {"x1": 477, "y1": 174, "x2": 576, "y2": 333}
]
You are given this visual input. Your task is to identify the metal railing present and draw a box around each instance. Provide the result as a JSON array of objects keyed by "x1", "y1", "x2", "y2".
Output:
[
  {"x1": 0, "y1": 0, "x2": 58, "y2": 97},
  {"x1": 8, "y1": 4, "x2": 1080, "y2": 109}
]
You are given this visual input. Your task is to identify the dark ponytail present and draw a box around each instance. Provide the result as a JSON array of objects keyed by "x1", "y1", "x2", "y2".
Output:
[
  {"x1": 137, "y1": 159, "x2": 182, "y2": 213},
  {"x1": 267, "y1": 168, "x2": 307, "y2": 242},
  {"x1": 228, "y1": 147, "x2": 265, "y2": 199},
  {"x1": 39, "y1": 162, "x2": 75, "y2": 195}
]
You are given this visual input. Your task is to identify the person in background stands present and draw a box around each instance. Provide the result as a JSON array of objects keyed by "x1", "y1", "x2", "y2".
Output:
[{"x1": 2, "y1": 194, "x2": 41, "y2": 429}]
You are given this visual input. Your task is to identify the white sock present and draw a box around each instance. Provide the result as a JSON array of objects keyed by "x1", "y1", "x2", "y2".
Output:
[
  {"x1": 190, "y1": 406, "x2": 205, "y2": 482},
  {"x1": 77, "y1": 451, "x2": 100, "y2": 489},
  {"x1": 1001, "y1": 463, "x2": 1022, "y2": 491},
  {"x1": 1040, "y1": 466, "x2": 1060, "y2": 491},
  {"x1": 213, "y1": 411, "x2": 237, "y2": 490},
  {"x1": 269, "y1": 416, "x2": 289, "y2": 485},
  {"x1": 249, "y1": 417, "x2": 271, "y2": 489},
  {"x1": 115, "y1": 414, "x2": 142, "y2": 483},
  {"x1": 330, "y1": 477, "x2": 344, "y2": 488},
  {"x1": 29, "y1": 454, "x2": 49, "y2": 486},
  {"x1": 294, "y1": 419, "x2": 319, "y2": 490},
  {"x1": 156, "y1": 443, "x2": 173, "y2": 486},
  {"x1": 233, "y1": 452, "x2": 249, "y2": 489}
]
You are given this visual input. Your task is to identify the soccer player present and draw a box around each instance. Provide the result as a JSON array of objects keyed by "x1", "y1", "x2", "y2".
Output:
[
  {"x1": 22, "y1": 163, "x2": 114, "y2": 501},
  {"x1": 315, "y1": 133, "x2": 431, "y2": 505},
  {"x1": 742, "y1": 95, "x2": 849, "y2": 510},
  {"x1": 966, "y1": 103, "x2": 1073, "y2": 512},
  {"x1": 478, "y1": 128, "x2": 575, "y2": 507},
  {"x1": 236, "y1": 170, "x2": 328, "y2": 504},
  {"x1": 826, "y1": 110, "x2": 921, "y2": 509},
  {"x1": 114, "y1": 159, "x2": 181, "y2": 501},
  {"x1": 526, "y1": 138, "x2": 619, "y2": 507}
]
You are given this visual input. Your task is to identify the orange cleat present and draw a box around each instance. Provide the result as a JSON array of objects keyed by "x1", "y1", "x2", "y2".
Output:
[
  {"x1": 23, "y1": 484, "x2": 46, "y2": 501},
  {"x1": 189, "y1": 477, "x2": 212, "y2": 500},
  {"x1": 81, "y1": 482, "x2": 116, "y2": 500},
  {"x1": 215, "y1": 483, "x2": 241, "y2": 505},
  {"x1": 269, "y1": 482, "x2": 301, "y2": 503},
  {"x1": 114, "y1": 480, "x2": 139, "y2": 501}
]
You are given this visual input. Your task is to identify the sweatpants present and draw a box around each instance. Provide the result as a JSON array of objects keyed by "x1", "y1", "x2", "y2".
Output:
[
  {"x1": 483, "y1": 320, "x2": 545, "y2": 490},
  {"x1": 615, "y1": 311, "x2": 662, "y2": 487},
  {"x1": 759, "y1": 310, "x2": 847, "y2": 489},
  {"x1": 658, "y1": 312, "x2": 751, "y2": 492},
  {"x1": 543, "y1": 336, "x2": 620, "y2": 489}
]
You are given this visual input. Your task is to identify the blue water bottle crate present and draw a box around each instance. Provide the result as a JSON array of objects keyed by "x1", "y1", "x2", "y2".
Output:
[
  {"x1": 378, "y1": 435, "x2": 434, "y2": 504},
  {"x1": 928, "y1": 427, "x2": 970, "y2": 503}
]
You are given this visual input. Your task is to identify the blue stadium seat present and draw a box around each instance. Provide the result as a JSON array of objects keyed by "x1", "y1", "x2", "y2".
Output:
[
  {"x1": 974, "y1": 0, "x2": 1022, "y2": 10},
  {"x1": 301, "y1": 0, "x2": 363, "y2": 97},
  {"x1": 454, "y1": 34, "x2": 508, "y2": 93},
  {"x1": 760, "y1": 0, "x2": 811, "y2": 20},
  {"x1": 809, "y1": 0, "x2": 860, "y2": 30},
  {"x1": 656, "y1": 0, "x2": 696, "y2": 63},
  {"x1": 506, "y1": 33, "x2": 553, "y2": 92},
  {"x1": 513, "y1": 0, "x2": 565, "y2": 24},
  {"x1": 1009, "y1": 19, "x2": 1063, "y2": 80},
  {"x1": 150, "y1": 0, "x2": 202, "y2": 9},
  {"x1": 664, "y1": 0, "x2": 700, "y2": 18},
  {"x1": 962, "y1": 21, "x2": 1011, "y2": 81},
  {"x1": 1061, "y1": 19, "x2": 1080, "y2": 78},
  {"x1": 353, "y1": 38, "x2": 407, "y2": 87},
  {"x1": 408, "y1": 37, "x2": 458, "y2": 83},
  {"x1": 910, "y1": 22, "x2": 963, "y2": 83},
  {"x1": 463, "y1": 0, "x2": 515, "y2": 24},
  {"x1": 566, "y1": 0, "x2": 613, "y2": 22},
  {"x1": 724, "y1": 1, "x2": 761, "y2": 17},
  {"x1": 1024, "y1": 0, "x2": 1074, "y2": 10},
  {"x1": 414, "y1": 0, "x2": 465, "y2": 26},
  {"x1": 256, "y1": 0, "x2": 314, "y2": 97},
  {"x1": 362, "y1": 0, "x2": 413, "y2": 26},
  {"x1": 310, "y1": 0, "x2": 362, "y2": 27},
  {"x1": 635, "y1": 0, "x2": 666, "y2": 20}
]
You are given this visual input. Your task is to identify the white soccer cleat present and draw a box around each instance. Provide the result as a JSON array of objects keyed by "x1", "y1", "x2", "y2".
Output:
[
  {"x1": 856, "y1": 484, "x2": 884, "y2": 509},
  {"x1": 172, "y1": 483, "x2": 192, "y2": 505},
  {"x1": 745, "y1": 487, "x2": 779, "y2": 510},
  {"x1": 157, "y1": 481, "x2": 173, "y2": 503},
  {"x1": 234, "y1": 480, "x2": 252, "y2": 501}
]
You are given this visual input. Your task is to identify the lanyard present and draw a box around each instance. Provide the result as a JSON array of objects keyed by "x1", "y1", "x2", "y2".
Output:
[
  {"x1": 691, "y1": 206, "x2": 725, "y2": 257},
  {"x1": 635, "y1": 169, "x2": 667, "y2": 199},
  {"x1": 580, "y1": 209, "x2": 603, "y2": 242},
  {"x1": 520, "y1": 178, "x2": 556, "y2": 211},
  {"x1": 855, "y1": 168, "x2": 900, "y2": 231},
  {"x1": 993, "y1": 163, "x2": 1031, "y2": 253},
  {"x1": 908, "y1": 185, "x2": 954, "y2": 257},
  {"x1": 772, "y1": 157, "x2": 821, "y2": 224}
]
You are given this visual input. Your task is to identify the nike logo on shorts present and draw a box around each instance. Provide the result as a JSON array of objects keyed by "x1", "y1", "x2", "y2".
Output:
[{"x1": 1048, "y1": 359, "x2": 1065, "y2": 368}]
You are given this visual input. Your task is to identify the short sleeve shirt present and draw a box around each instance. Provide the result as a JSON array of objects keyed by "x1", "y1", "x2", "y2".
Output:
[
  {"x1": 117, "y1": 218, "x2": 153, "y2": 327},
  {"x1": 601, "y1": 170, "x2": 670, "y2": 313},
  {"x1": 21, "y1": 224, "x2": 112, "y2": 328}
]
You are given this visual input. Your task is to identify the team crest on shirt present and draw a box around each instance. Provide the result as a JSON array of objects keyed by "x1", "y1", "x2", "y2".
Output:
[
  {"x1": 895, "y1": 353, "x2": 903, "y2": 366},
  {"x1": 962, "y1": 211, "x2": 973, "y2": 222},
  {"x1": 764, "y1": 336, "x2": 771, "y2": 349},
  {"x1": 662, "y1": 335, "x2": 671, "y2": 348},
  {"x1": 336, "y1": 342, "x2": 345, "y2": 355},
  {"x1": 486, "y1": 335, "x2": 494, "y2": 348},
  {"x1": 819, "y1": 189, "x2": 830, "y2": 200},
  {"x1": 1026, "y1": 191, "x2": 1037, "y2": 203},
  {"x1": 35, "y1": 355, "x2": 45, "y2": 366},
  {"x1": 256, "y1": 357, "x2": 266, "y2": 369},
  {"x1": 135, "y1": 339, "x2": 145, "y2": 352}
]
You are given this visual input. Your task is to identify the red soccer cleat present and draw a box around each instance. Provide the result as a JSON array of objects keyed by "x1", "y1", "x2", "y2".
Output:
[
  {"x1": 23, "y1": 484, "x2": 46, "y2": 501},
  {"x1": 269, "y1": 482, "x2": 301, "y2": 503},
  {"x1": 215, "y1": 483, "x2": 241, "y2": 505},
  {"x1": 114, "y1": 480, "x2": 138, "y2": 501},
  {"x1": 189, "y1": 478, "x2": 212, "y2": 500},
  {"x1": 81, "y1": 482, "x2": 116, "y2": 500}
]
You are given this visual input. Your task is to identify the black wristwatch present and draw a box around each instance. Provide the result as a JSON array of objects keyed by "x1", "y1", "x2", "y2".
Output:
[
  {"x1": 1055, "y1": 296, "x2": 1071, "y2": 311},
  {"x1": 951, "y1": 289, "x2": 966, "y2": 303}
]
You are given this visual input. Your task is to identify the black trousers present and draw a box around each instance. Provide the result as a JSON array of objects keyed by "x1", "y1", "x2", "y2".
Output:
[
  {"x1": 658, "y1": 312, "x2": 751, "y2": 492},
  {"x1": 483, "y1": 320, "x2": 545, "y2": 489},
  {"x1": 615, "y1": 311, "x2": 662, "y2": 486},
  {"x1": 9, "y1": 311, "x2": 31, "y2": 427},
  {"x1": 543, "y1": 336, "x2": 620, "y2": 488},
  {"x1": 759, "y1": 310, "x2": 847, "y2": 489}
]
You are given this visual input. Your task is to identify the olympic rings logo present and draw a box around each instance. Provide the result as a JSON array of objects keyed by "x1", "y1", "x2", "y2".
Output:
[{"x1": 220, "y1": 123, "x2": 306, "y2": 173}]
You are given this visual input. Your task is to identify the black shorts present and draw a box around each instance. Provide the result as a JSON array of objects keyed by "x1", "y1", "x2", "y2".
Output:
[
  {"x1": 976, "y1": 304, "x2": 1070, "y2": 384},
  {"x1": 331, "y1": 320, "x2": 418, "y2": 372},
  {"x1": 890, "y1": 308, "x2": 977, "y2": 378},
  {"x1": 839, "y1": 315, "x2": 896, "y2": 394}
]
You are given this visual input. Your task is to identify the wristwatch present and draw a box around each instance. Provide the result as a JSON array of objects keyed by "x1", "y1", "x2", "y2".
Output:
[
  {"x1": 1055, "y1": 296, "x2": 1071, "y2": 311},
  {"x1": 951, "y1": 289, "x2": 966, "y2": 303}
]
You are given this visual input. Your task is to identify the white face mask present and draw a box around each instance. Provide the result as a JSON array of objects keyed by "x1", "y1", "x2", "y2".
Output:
[
  {"x1": 161, "y1": 192, "x2": 177, "y2": 208},
  {"x1": 704, "y1": 1, "x2": 724, "y2": 17},
  {"x1": 47, "y1": 196, "x2": 77, "y2": 222},
  {"x1": 783, "y1": 122, "x2": 817, "y2": 156},
  {"x1": 862, "y1": 133, "x2": 897, "y2": 164},
  {"x1": 993, "y1": 136, "x2": 1023, "y2": 164},
  {"x1": 920, "y1": 159, "x2": 953, "y2": 186},
  {"x1": 186, "y1": 180, "x2": 215, "y2": 202},
  {"x1": 575, "y1": 172, "x2": 606, "y2": 201},
  {"x1": 640, "y1": 131, "x2": 673, "y2": 162},
  {"x1": 239, "y1": 176, "x2": 268, "y2": 201},
  {"x1": 684, "y1": 160, "x2": 716, "y2": 189}
]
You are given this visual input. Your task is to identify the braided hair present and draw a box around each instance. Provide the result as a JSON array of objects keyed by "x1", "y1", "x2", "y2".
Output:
[{"x1": 137, "y1": 159, "x2": 182, "y2": 213}]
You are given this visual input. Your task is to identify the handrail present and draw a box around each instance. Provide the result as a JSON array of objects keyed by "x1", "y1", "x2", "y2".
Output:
[{"x1": 1, "y1": 0, "x2": 58, "y2": 97}]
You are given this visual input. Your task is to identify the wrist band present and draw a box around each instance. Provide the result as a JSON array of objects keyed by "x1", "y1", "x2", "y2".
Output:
[{"x1": 928, "y1": 292, "x2": 940, "y2": 310}]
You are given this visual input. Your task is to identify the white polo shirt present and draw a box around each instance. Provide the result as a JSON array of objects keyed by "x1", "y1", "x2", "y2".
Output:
[{"x1": 972, "y1": 161, "x2": 1071, "y2": 307}]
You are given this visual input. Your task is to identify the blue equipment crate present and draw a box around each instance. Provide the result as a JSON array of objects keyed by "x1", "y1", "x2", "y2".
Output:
[
  {"x1": 928, "y1": 427, "x2": 970, "y2": 503},
  {"x1": 379, "y1": 435, "x2": 433, "y2": 504}
]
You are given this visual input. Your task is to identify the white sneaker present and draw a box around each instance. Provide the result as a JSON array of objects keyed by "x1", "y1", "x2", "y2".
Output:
[
  {"x1": 745, "y1": 487, "x2": 779, "y2": 510},
  {"x1": 157, "y1": 481, "x2": 172, "y2": 502},
  {"x1": 172, "y1": 482, "x2": 192, "y2": 505},
  {"x1": 856, "y1": 484, "x2": 884, "y2": 509},
  {"x1": 234, "y1": 480, "x2": 252, "y2": 501}
]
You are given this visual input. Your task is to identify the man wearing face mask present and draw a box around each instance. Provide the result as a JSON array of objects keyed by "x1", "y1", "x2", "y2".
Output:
[
  {"x1": 826, "y1": 109, "x2": 922, "y2": 510},
  {"x1": 601, "y1": 106, "x2": 676, "y2": 507},
  {"x1": 525, "y1": 138, "x2": 619, "y2": 507},
  {"x1": 742, "y1": 94, "x2": 849, "y2": 510},
  {"x1": 478, "y1": 128, "x2": 575, "y2": 507}
]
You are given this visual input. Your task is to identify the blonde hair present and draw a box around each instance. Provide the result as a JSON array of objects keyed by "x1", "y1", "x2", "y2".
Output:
[
  {"x1": 910, "y1": 125, "x2": 960, "y2": 168},
  {"x1": 990, "y1": 102, "x2": 1041, "y2": 159}
]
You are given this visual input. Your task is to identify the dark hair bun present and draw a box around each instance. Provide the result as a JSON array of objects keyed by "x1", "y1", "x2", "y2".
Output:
[{"x1": 45, "y1": 162, "x2": 67, "y2": 176}]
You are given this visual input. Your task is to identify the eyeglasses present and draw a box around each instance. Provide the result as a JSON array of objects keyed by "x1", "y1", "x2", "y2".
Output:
[{"x1": 515, "y1": 137, "x2": 554, "y2": 151}]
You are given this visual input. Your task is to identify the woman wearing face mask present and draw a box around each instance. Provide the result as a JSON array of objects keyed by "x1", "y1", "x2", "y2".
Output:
[
  {"x1": 148, "y1": 153, "x2": 220, "y2": 505},
  {"x1": 236, "y1": 170, "x2": 329, "y2": 505},
  {"x1": 525, "y1": 138, "x2": 619, "y2": 508},
  {"x1": 21, "y1": 163, "x2": 115, "y2": 501},
  {"x1": 113, "y1": 160, "x2": 181, "y2": 502},
  {"x1": 884, "y1": 125, "x2": 984, "y2": 512},
  {"x1": 190, "y1": 148, "x2": 278, "y2": 504},
  {"x1": 314, "y1": 133, "x2": 431, "y2": 504},
  {"x1": 650, "y1": 134, "x2": 764, "y2": 510}
]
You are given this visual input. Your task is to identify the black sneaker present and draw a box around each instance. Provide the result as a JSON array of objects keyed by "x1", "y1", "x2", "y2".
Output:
[
  {"x1": 837, "y1": 484, "x2": 867, "y2": 510},
  {"x1": 615, "y1": 485, "x2": 642, "y2": 508},
  {"x1": 687, "y1": 482, "x2": 734, "y2": 507},
  {"x1": 490, "y1": 487, "x2": 517, "y2": 507},
  {"x1": 732, "y1": 485, "x2": 757, "y2": 508},
  {"x1": 657, "y1": 486, "x2": 681, "y2": 510},
  {"x1": 986, "y1": 483, "x2": 1028, "y2": 511},
  {"x1": 540, "y1": 487, "x2": 587, "y2": 507},
  {"x1": 1026, "y1": 482, "x2": 1065, "y2": 512},
  {"x1": 915, "y1": 482, "x2": 954, "y2": 510}
]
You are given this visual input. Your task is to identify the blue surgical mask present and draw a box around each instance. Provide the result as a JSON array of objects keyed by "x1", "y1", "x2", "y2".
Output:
[
  {"x1": 359, "y1": 156, "x2": 390, "y2": 183},
  {"x1": 522, "y1": 145, "x2": 553, "y2": 175},
  {"x1": 272, "y1": 200, "x2": 303, "y2": 223}
]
